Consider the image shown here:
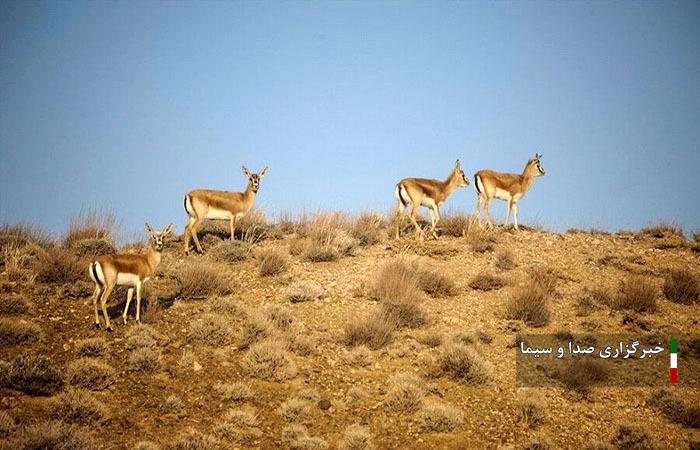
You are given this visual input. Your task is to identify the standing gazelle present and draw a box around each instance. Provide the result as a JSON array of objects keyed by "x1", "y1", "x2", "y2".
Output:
[
  {"x1": 89, "y1": 223, "x2": 173, "y2": 331},
  {"x1": 395, "y1": 160, "x2": 470, "y2": 239},
  {"x1": 183, "y1": 165, "x2": 268, "y2": 254},
  {"x1": 474, "y1": 154, "x2": 545, "y2": 230}
]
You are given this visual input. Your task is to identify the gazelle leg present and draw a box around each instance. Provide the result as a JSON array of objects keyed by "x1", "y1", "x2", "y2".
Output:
[
  {"x1": 429, "y1": 206, "x2": 440, "y2": 239},
  {"x1": 513, "y1": 202, "x2": 519, "y2": 231},
  {"x1": 99, "y1": 283, "x2": 115, "y2": 331},
  {"x1": 230, "y1": 217, "x2": 236, "y2": 241},
  {"x1": 505, "y1": 200, "x2": 512, "y2": 227},
  {"x1": 394, "y1": 200, "x2": 404, "y2": 239},
  {"x1": 92, "y1": 284, "x2": 103, "y2": 328},
  {"x1": 184, "y1": 217, "x2": 196, "y2": 255},
  {"x1": 123, "y1": 288, "x2": 134, "y2": 325},
  {"x1": 190, "y1": 218, "x2": 204, "y2": 254},
  {"x1": 409, "y1": 204, "x2": 425, "y2": 240},
  {"x1": 484, "y1": 198, "x2": 495, "y2": 228},
  {"x1": 135, "y1": 281, "x2": 143, "y2": 324}
]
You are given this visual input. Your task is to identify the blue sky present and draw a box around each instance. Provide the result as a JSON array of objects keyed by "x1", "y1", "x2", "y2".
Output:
[{"x1": 1, "y1": 1, "x2": 699, "y2": 237}]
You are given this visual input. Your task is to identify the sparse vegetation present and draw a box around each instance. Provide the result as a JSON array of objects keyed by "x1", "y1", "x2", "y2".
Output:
[
  {"x1": 418, "y1": 268, "x2": 458, "y2": 297},
  {"x1": 663, "y1": 269, "x2": 699, "y2": 305},
  {"x1": 338, "y1": 424, "x2": 374, "y2": 450},
  {"x1": 125, "y1": 324, "x2": 159, "y2": 349},
  {"x1": 242, "y1": 339, "x2": 298, "y2": 381},
  {"x1": 129, "y1": 347, "x2": 161, "y2": 373},
  {"x1": 281, "y1": 424, "x2": 328, "y2": 450},
  {"x1": 426, "y1": 342, "x2": 491, "y2": 384},
  {"x1": 468, "y1": 273, "x2": 506, "y2": 291},
  {"x1": 1, "y1": 354, "x2": 63, "y2": 395},
  {"x1": 190, "y1": 313, "x2": 233, "y2": 346},
  {"x1": 257, "y1": 247, "x2": 289, "y2": 276},
  {"x1": 350, "y1": 211, "x2": 387, "y2": 246},
  {"x1": 515, "y1": 389, "x2": 546, "y2": 428},
  {"x1": 495, "y1": 250, "x2": 516, "y2": 270},
  {"x1": 505, "y1": 282, "x2": 551, "y2": 327},
  {"x1": 0, "y1": 293, "x2": 30, "y2": 315},
  {"x1": 610, "y1": 423, "x2": 653, "y2": 450},
  {"x1": 287, "y1": 281, "x2": 323, "y2": 303},
  {"x1": 641, "y1": 223, "x2": 683, "y2": 238},
  {"x1": 343, "y1": 313, "x2": 395, "y2": 350},
  {"x1": 66, "y1": 358, "x2": 115, "y2": 390},
  {"x1": 0, "y1": 318, "x2": 42, "y2": 344},
  {"x1": 557, "y1": 359, "x2": 608, "y2": 395},
  {"x1": 63, "y1": 209, "x2": 117, "y2": 248},
  {"x1": 439, "y1": 213, "x2": 480, "y2": 238},
  {"x1": 342, "y1": 346, "x2": 373, "y2": 367},
  {"x1": 384, "y1": 372, "x2": 426, "y2": 412},
  {"x1": 70, "y1": 238, "x2": 116, "y2": 257},
  {"x1": 8, "y1": 420, "x2": 96, "y2": 450},
  {"x1": 75, "y1": 337, "x2": 107, "y2": 357},
  {"x1": 49, "y1": 389, "x2": 109, "y2": 424},
  {"x1": 279, "y1": 397, "x2": 312, "y2": 422},
  {"x1": 417, "y1": 400, "x2": 463, "y2": 432},
  {"x1": 170, "y1": 428, "x2": 221, "y2": 450},
  {"x1": 213, "y1": 382, "x2": 252, "y2": 402},
  {"x1": 237, "y1": 311, "x2": 274, "y2": 350},
  {"x1": 210, "y1": 240, "x2": 250, "y2": 263},
  {"x1": 34, "y1": 247, "x2": 84, "y2": 283},
  {"x1": 0, "y1": 410, "x2": 15, "y2": 437},
  {"x1": 177, "y1": 262, "x2": 232, "y2": 298},
  {"x1": 527, "y1": 266, "x2": 558, "y2": 294},
  {"x1": 614, "y1": 275, "x2": 658, "y2": 313}
]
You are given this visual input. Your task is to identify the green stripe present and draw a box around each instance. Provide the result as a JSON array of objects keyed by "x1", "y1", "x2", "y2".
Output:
[{"x1": 670, "y1": 338, "x2": 678, "y2": 354}]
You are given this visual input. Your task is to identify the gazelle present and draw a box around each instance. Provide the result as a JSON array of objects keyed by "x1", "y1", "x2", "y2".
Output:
[
  {"x1": 395, "y1": 160, "x2": 470, "y2": 239},
  {"x1": 474, "y1": 154, "x2": 545, "y2": 230},
  {"x1": 89, "y1": 223, "x2": 173, "y2": 331},
  {"x1": 183, "y1": 165, "x2": 268, "y2": 254}
]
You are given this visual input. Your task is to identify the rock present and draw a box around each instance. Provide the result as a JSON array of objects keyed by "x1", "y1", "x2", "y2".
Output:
[
  {"x1": 318, "y1": 399, "x2": 331, "y2": 410},
  {"x1": 193, "y1": 361, "x2": 202, "y2": 372}
]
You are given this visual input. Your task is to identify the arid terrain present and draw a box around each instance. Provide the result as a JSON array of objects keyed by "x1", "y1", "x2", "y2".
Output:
[{"x1": 1, "y1": 211, "x2": 699, "y2": 450}]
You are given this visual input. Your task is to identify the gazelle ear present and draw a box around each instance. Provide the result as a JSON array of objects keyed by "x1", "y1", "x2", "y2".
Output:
[
  {"x1": 454, "y1": 159, "x2": 461, "y2": 169},
  {"x1": 259, "y1": 166, "x2": 269, "y2": 178},
  {"x1": 145, "y1": 223, "x2": 154, "y2": 234},
  {"x1": 242, "y1": 166, "x2": 251, "y2": 177},
  {"x1": 163, "y1": 223, "x2": 174, "y2": 236}
]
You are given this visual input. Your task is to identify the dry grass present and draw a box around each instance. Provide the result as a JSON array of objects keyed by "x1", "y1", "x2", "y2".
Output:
[
  {"x1": 640, "y1": 222, "x2": 684, "y2": 238},
  {"x1": 527, "y1": 266, "x2": 559, "y2": 294},
  {"x1": 380, "y1": 296, "x2": 428, "y2": 329},
  {"x1": 298, "y1": 212, "x2": 359, "y2": 259},
  {"x1": 384, "y1": 372, "x2": 427, "y2": 412},
  {"x1": 338, "y1": 424, "x2": 374, "y2": 450},
  {"x1": 0, "y1": 318, "x2": 42, "y2": 345},
  {"x1": 163, "y1": 395, "x2": 185, "y2": 414},
  {"x1": 237, "y1": 208, "x2": 271, "y2": 243},
  {"x1": 129, "y1": 347, "x2": 161, "y2": 373},
  {"x1": 257, "y1": 247, "x2": 289, "y2": 276},
  {"x1": 70, "y1": 238, "x2": 116, "y2": 257},
  {"x1": 349, "y1": 211, "x2": 387, "y2": 246},
  {"x1": 237, "y1": 311, "x2": 274, "y2": 350},
  {"x1": 663, "y1": 269, "x2": 699, "y2": 304},
  {"x1": 367, "y1": 258, "x2": 428, "y2": 328},
  {"x1": 125, "y1": 324, "x2": 159, "y2": 350},
  {"x1": 557, "y1": 359, "x2": 608, "y2": 395},
  {"x1": 63, "y1": 209, "x2": 117, "y2": 248},
  {"x1": 221, "y1": 407, "x2": 258, "y2": 427},
  {"x1": 213, "y1": 382, "x2": 252, "y2": 402},
  {"x1": 210, "y1": 240, "x2": 250, "y2": 263},
  {"x1": 49, "y1": 389, "x2": 110, "y2": 424},
  {"x1": 426, "y1": 341, "x2": 492, "y2": 384},
  {"x1": 241, "y1": 339, "x2": 298, "y2": 381},
  {"x1": 75, "y1": 337, "x2": 107, "y2": 357},
  {"x1": 417, "y1": 400, "x2": 464, "y2": 432},
  {"x1": 281, "y1": 424, "x2": 328, "y2": 450},
  {"x1": 1, "y1": 354, "x2": 63, "y2": 395},
  {"x1": 177, "y1": 262, "x2": 232, "y2": 298},
  {"x1": 505, "y1": 282, "x2": 551, "y2": 327},
  {"x1": 66, "y1": 358, "x2": 115, "y2": 390},
  {"x1": 0, "y1": 222, "x2": 53, "y2": 249},
  {"x1": 0, "y1": 410, "x2": 14, "y2": 437},
  {"x1": 418, "y1": 268, "x2": 459, "y2": 297},
  {"x1": 190, "y1": 314, "x2": 233, "y2": 347},
  {"x1": 495, "y1": 249, "x2": 516, "y2": 270},
  {"x1": 8, "y1": 420, "x2": 96, "y2": 450},
  {"x1": 515, "y1": 389, "x2": 546, "y2": 428},
  {"x1": 610, "y1": 423, "x2": 653, "y2": 450},
  {"x1": 416, "y1": 330, "x2": 442, "y2": 348},
  {"x1": 342, "y1": 346, "x2": 373, "y2": 367},
  {"x1": 343, "y1": 313, "x2": 395, "y2": 350},
  {"x1": 301, "y1": 240, "x2": 341, "y2": 262},
  {"x1": 439, "y1": 213, "x2": 480, "y2": 238},
  {"x1": 614, "y1": 275, "x2": 658, "y2": 313},
  {"x1": 170, "y1": 428, "x2": 221, "y2": 450},
  {"x1": 468, "y1": 273, "x2": 506, "y2": 291},
  {"x1": 34, "y1": 247, "x2": 84, "y2": 283},
  {"x1": 279, "y1": 397, "x2": 312, "y2": 423},
  {"x1": 2, "y1": 244, "x2": 38, "y2": 283},
  {"x1": 287, "y1": 281, "x2": 323, "y2": 303},
  {"x1": 265, "y1": 304, "x2": 294, "y2": 330},
  {"x1": 648, "y1": 389, "x2": 700, "y2": 428}
]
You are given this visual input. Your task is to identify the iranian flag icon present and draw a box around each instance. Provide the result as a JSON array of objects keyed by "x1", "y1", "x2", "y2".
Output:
[{"x1": 670, "y1": 338, "x2": 678, "y2": 384}]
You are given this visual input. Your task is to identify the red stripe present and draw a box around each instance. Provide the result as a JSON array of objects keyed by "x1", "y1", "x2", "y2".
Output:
[{"x1": 670, "y1": 368, "x2": 678, "y2": 384}]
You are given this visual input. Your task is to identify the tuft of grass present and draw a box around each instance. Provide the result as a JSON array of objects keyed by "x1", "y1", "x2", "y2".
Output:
[
  {"x1": 9, "y1": 420, "x2": 96, "y2": 450},
  {"x1": 0, "y1": 293, "x2": 30, "y2": 315},
  {"x1": 505, "y1": 282, "x2": 551, "y2": 327},
  {"x1": 170, "y1": 428, "x2": 221, "y2": 450},
  {"x1": 338, "y1": 424, "x2": 374, "y2": 450},
  {"x1": 49, "y1": 389, "x2": 109, "y2": 424},
  {"x1": 281, "y1": 424, "x2": 328, "y2": 450},
  {"x1": 237, "y1": 208, "x2": 271, "y2": 243},
  {"x1": 663, "y1": 269, "x2": 699, "y2": 305},
  {"x1": 63, "y1": 209, "x2": 117, "y2": 248},
  {"x1": 648, "y1": 389, "x2": 685, "y2": 422},
  {"x1": 557, "y1": 359, "x2": 608, "y2": 396},
  {"x1": 66, "y1": 358, "x2": 115, "y2": 390},
  {"x1": 614, "y1": 275, "x2": 658, "y2": 313},
  {"x1": 279, "y1": 397, "x2": 312, "y2": 423},
  {"x1": 384, "y1": 372, "x2": 427, "y2": 412},
  {"x1": 257, "y1": 247, "x2": 289, "y2": 276},
  {"x1": 469, "y1": 273, "x2": 506, "y2": 291},
  {"x1": 125, "y1": 324, "x2": 159, "y2": 350},
  {"x1": 610, "y1": 423, "x2": 653, "y2": 450},
  {"x1": 416, "y1": 330, "x2": 442, "y2": 348},
  {"x1": 70, "y1": 238, "x2": 115, "y2": 257},
  {"x1": 190, "y1": 314, "x2": 233, "y2": 347},
  {"x1": 0, "y1": 319, "x2": 42, "y2": 345},
  {"x1": 210, "y1": 240, "x2": 250, "y2": 263},
  {"x1": 350, "y1": 211, "x2": 387, "y2": 246},
  {"x1": 75, "y1": 337, "x2": 107, "y2": 358},
  {"x1": 368, "y1": 257, "x2": 421, "y2": 301},
  {"x1": 495, "y1": 250, "x2": 516, "y2": 270},
  {"x1": 515, "y1": 389, "x2": 546, "y2": 428},
  {"x1": 439, "y1": 213, "x2": 480, "y2": 238},
  {"x1": 34, "y1": 247, "x2": 84, "y2": 283},
  {"x1": 237, "y1": 311, "x2": 274, "y2": 350},
  {"x1": 0, "y1": 410, "x2": 15, "y2": 437},
  {"x1": 418, "y1": 269, "x2": 459, "y2": 297},
  {"x1": 301, "y1": 240, "x2": 340, "y2": 262},
  {"x1": 641, "y1": 223, "x2": 684, "y2": 238},
  {"x1": 417, "y1": 400, "x2": 464, "y2": 432},
  {"x1": 343, "y1": 313, "x2": 395, "y2": 350},
  {"x1": 287, "y1": 281, "x2": 323, "y2": 303},
  {"x1": 0, "y1": 222, "x2": 53, "y2": 249},
  {"x1": 527, "y1": 266, "x2": 559, "y2": 294},
  {"x1": 426, "y1": 341, "x2": 492, "y2": 384},
  {"x1": 134, "y1": 442, "x2": 161, "y2": 450},
  {"x1": 265, "y1": 304, "x2": 293, "y2": 330},
  {"x1": 1, "y1": 354, "x2": 63, "y2": 395},
  {"x1": 129, "y1": 347, "x2": 161, "y2": 373},
  {"x1": 241, "y1": 339, "x2": 298, "y2": 381},
  {"x1": 163, "y1": 394, "x2": 185, "y2": 414},
  {"x1": 177, "y1": 262, "x2": 232, "y2": 299},
  {"x1": 213, "y1": 382, "x2": 252, "y2": 402},
  {"x1": 222, "y1": 407, "x2": 258, "y2": 427},
  {"x1": 2, "y1": 244, "x2": 38, "y2": 283},
  {"x1": 342, "y1": 346, "x2": 373, "y2": 367}
]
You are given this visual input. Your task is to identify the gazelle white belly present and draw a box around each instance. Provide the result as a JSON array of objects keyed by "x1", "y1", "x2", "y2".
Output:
[
  {"x1": 116, "y1": 273, "x2": 141, "y2": 287},
  {"x1": 494, "y1": 188, "x2": 512, "y2": 201},
  {"x1": 205, "y1": 208, "x2": 234, "y2": 220}
]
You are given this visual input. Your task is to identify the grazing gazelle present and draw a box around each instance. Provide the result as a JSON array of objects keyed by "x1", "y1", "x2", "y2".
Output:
[
  {"x1": 89, "y1": 223, "x2": 173, "y2": 331},
  {"x1": 395, "y1": 160, "x2": 470, "y2": 239},
  {"x1": 474, "y1": 153, "x2": 545, "y2": 230},
  {"x1": 183, "y1": 165, "x2": 268, "y2": 254}
]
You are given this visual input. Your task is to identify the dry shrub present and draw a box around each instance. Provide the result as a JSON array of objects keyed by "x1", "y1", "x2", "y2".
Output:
[
  {"x1": 495, "y1": 250, "x2": 516, "y2": 270},
  {"x1": 2, "y1": 244, "x2": 38, "y2": 283},
  {"x1": 296, "y1": 388, "x2": 320, "y2": 402},
  {"x1": 66, "y1": 358, "x2": 115, "y2": 390},
  {"x1": 237, "y1": 208, "x2": 271, "y2": 243},
  {"x1": 0, "y1": 319, "x2": 42, "y2": 345},
  {"x1": 177, "y1": 262, "x2": 232, "y2": 298},
  {"x1": 265, "y1": 304, "x2": 293, "y2": 330},
  {"x1": 641, "y1": 223, "x2": 684, "y2": 238},
  {"x1": 558, "y1": 359, "x2": 608, "y2": 395},
  {"x1": 683, "y1": 406, "x2": 700, "y2": 428},
  {"x1": 49, "y1": 389, "x2": 109, "y2": 424},
  {"x1": 417, "y1": 400, "x2": 463, "y2": 432},
  {"x1": 427, "y1": 341, "x2": 491, "y2": 384},
  {"x1": 75, "y1": 337, "x2": 107, "y2": 358},
  {"x1": 469, "y1": 273, "x2": 506, "y2": 291},
  {"x1": 237, "y1": 311, "x2": 274, "y2": 350},
  {"x1": 242, "y1": 339, "x2": 298, "y2": 381},
  {"x1": 349, "y1": 211, "x2": 387, "y2": 246},
  {"x1": 384, "y1": 372, "x2": 427, "y2": 412},
  {"x1": 416, "y1": 330, "x2": 442, "y2": 348},
  {"x1": 221, "y1": 407, "x2": 258, "y2": 427},
  {"x1": 469, "y1": 234, "x2": 495, "y2": 254},
  {"x1": 125, "y1": 324, "x2": 159, "y2": 350},
  {"x1": 343, "y1": 313, "x2": 395, "y2": 350},
  {"x1": 515, "y1": 389, "x2": 545, "y2": 428},
  {"x1": 1, "y1": 354, "x2": 63, "y2": 395},
  {"x1": 70, "y1": 238, "x2": 115, "y2": 257},
  {"x1": 505, "y1": 283, "x2": 550, "y2": 327},
  {"x1": 302, "y1": 240, "x2": 340, "y2": 262},
  {"x1": 380, "y1": 296, "x2": 428, "y2": 328},
  {"x1": 648, "y1": 389, "x2": 684, "y2": 422},
  {"x1": 163, "y1": 395, "x2": 185, "y2": 414},
  {"x1": 279, "y1": 397, "x2": 311, "y2": 423},
  {"x1": 342, "y1": 346, "x2": 373, "y2": 367},
  {"x1": 299, "y1": 212, "x2": 358, "y2": 259},
  {"x1": 63, "y1": 209, "x2": 117, "y2": 248},
  {"x1": 34, "y1": 247, "x2": 84, "y2": 283},
  {"x1": 287, "y1": 281, "x2": 323, "y2": 303},
  {"x1": 663, "y1": 269, "x2": 700, "y2": 305},
  {"x1": 418, "y1": 269, "x2": 458, "y2": 297},
  {"x1": 257, "y1": 247, "x2": 289, "y2": 276},
  {"x1": 0, "y1": 222, "x2": 53, "y2": 249},
  {"x1": 0, "y1": 410, "x2": 15, "y2": 437},
  {"x1": 129, "y1": 347, "x2": 161, "y2": 373},
  {"x1": 170, "y1": 428, "x2": 221, "y2": 450},
  {"x1": 281, "y1": 424, "x2": 328, "y2": 450},
  {"x1": 523, "y1": 437, "x2": 554, "y2": 450},
  {"x1": 368, "y1": 257, "x2": 421, "y2": 301},
  {"x1": 610, "y1": 423, "x2": 653, "y2": 450},
  {"x1": 9, "y1": 420, "x2": 96, "y2": 450},
  {"x1": 338, "y1": 424, "x2": 374, "y2": 450},
  {"x1": 527, "y1": 266, "x2": 558, "y2": 294},
  {"x1": 614, "y1": 275, "x2": 657, "y2": 313},
  {"x1": 209, "y1": 296, "x2": 241, "y2": 315},
  {"x1": 213, "y1": 382, "x2": 252, "y2": 402},
  {"x1": 190, "y1": 314, "x2": 233, "y2": 347},
  {"x1": 439, "y1": 213, "x2": 480, "y2": 238},
  {"x1": 288, "y1": 333, "x2": 315, "y2": 357},
  {"x1": 135, "y1": 442, "x2": 161, "y2": 450},
  {"x1": 210, "y1": 240, "x2": 250, "y2": 263}
]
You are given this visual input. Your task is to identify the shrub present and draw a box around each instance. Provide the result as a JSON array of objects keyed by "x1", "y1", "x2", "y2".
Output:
[
  {"x1": 349, "y1": 212, "x2": 387, "y2": 246},
  {"x1": 265, "y1": 304, "x2": 293, "y2": 330},
  {"x1": 75, "y1": 337, "x2": 107, "y2": 358},
  {"x1": 257, "y1": 247, "x2": 289, "y2": 276},
  {"x1": 558, "y1": 359, "x2": 608, "y2": 395},
  {"x1": 515, "y1": 389, "x2": 545, "y2": 428},
  {"x1": 242, "y1": 339, "x2": 298, "y2": 381},
  {"x1": 343, "y1": 313, "x2": 395, "y2": 350},
  {"x1": 0, "y1": 410, "x2": 15, "y2": 437},
  {"x1": 63, "y1": 209, "x2": 117, "y2": 248},
  {"x1": 469, "y1": 273, "x2": 506, "y2": 291},
  {"x1": 427, "y1": 342, "x2": 491, "y2": 384},
  {"x1": 469, "y1": 235, "x2": 495, "y2": 253},
  {"x1": 342, "y1": 346, "x2": 373, "y2": 367},
  {"x1": 380, "y1": 296, "x2": 428, "y2": 329},
  {"x1": 2, "y1": 244, "x2": 38, "y2": 283},
  {"x1": 125, "y1": 324, "x2": 159, "y2": 350},
  {"x1": 279, "y1": 397, "x2": 311, "y2": 423},
  {"x1": 384, "y1": 372, "x2": 426, "y2": 412},
  {"x1": 418, "y1": 269, "x2": 459, "y2": 297},
  {"x1": 338, "y1": 424, "x2": 374, "y2": 450},
  {"x1": 210, "y1": 240, "x2": 250, "y2": 263},
  {"x1": 221, "y1": 407, "x2": 258, "y2": 427},
  {"x1": 439, "y1": 213, "x2": 480, "y2": 238},
  {"x1": 134, "y1": 441, "x2": 161, "y2": 450},
  {"x1": 302, "y1": 241, "x2": 340, "y2": 262},
  {"x1": 648, "y1": 389, "x2": 684, "y2": 422},
  {"x1": 9, "y1": 420, "x2": 96, "y2": 450},
  {"x1": 49, "y1": 389, "x2": 109, "y2": 424},
  {"x1": 614, "y1": 275, "x2": 657, "y2": 313},
  {"x1": 213, "y1": 382, "x2": 252, "y2": 402},
  {"x1": 641, "y1": 223, "x2": 683, "y2": 238},
  {"x1": 190, "y1": 314, "x2": 233, "y2": 347},
  {"x1": 663, "y1": 270, "x2": 700, "y2": 305},
  {"x1": 0, "y1": 222, "x2": 53, "y2": 249},
  {"x1": 163, "y1": 395, "x2": 185, "y2": 414},
  {"x1": 0, "y1": 293, "x2": 30, "y2": 315},
  {"x1": 2, "y1": 354, "x2": 63, "y2": 395},
  {"x1": 34, "y1": 247, "x2": 84, "y2": 283},
  {"x1": 70, "y1": 238, "x2": 115, "y2": 257},
  {"x1": 177, "y1": 263, "x2": 232, "y2": 299},
  {"x1": 368, "y1": 257, "x2": 421, "y2": 301},
  {"x1": 0, "y1": 319, "x2": 42, "y2": 345},
  {"x1": 416, "y1": 330, "x2": 442, "y2": 348},
  {"x1": 505, "y1": 283, "x2": 550, "y2": 327},
  {"x1": 66, "y1": 358, "x2": 115, "y2": 390},
  {"x1": 237, "y1": 311, "x2": 274, "y2": 350},
  {"x1": 683, "y1": 405, "x2": 700, "y2": 428},
  {"x1": 417, "y1": 400, "x2": 463, "y2": 432},
  {"x1": 528, "y1": 266, "x2": 558, "y2": 294},
  {"x1": 129, "y1": 347, "x2": 161, "y2": 373},
  {"x1": 170, "y1": 428, "x2": 221, "y2": 450},
  {"x1": 610, "y1": 423, "x2": 653, "y2": 450},
  {"x1": 495, "y1": 250, "x2": 516, "y2": 270},
  {"x1": 287, "y1": 281, "x2": 323, "y2": 303},
  {"x1": 281, "y1": 424, "x2": 328, "y2": 450},
  {"x1": 236, "y1": 208, "x2": 270, "y2": 243}
]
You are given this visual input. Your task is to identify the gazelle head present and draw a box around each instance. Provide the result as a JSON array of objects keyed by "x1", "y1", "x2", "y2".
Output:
[
  {"x1": 526, "y1": 154, "x2": 545, "y2": 177},
  {"x1": 145, "y1": 223, "x2": 174, "y2": 252},
  {"x1": 452, "y1": 159, "x2": 470, "y2": 187},
  {"x1": 242, "y1": 166, "x2": 269, "y2": 193}
]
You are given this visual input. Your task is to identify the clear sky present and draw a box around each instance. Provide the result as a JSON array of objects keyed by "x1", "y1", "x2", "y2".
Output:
[{"x1": 1, "y1": 1, "x2": 699, "y2": 237}]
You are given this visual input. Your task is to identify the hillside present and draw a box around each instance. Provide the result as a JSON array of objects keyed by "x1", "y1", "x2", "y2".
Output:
[{"x1": 0, "y1": 213, "x2": 699, "y2": 450}]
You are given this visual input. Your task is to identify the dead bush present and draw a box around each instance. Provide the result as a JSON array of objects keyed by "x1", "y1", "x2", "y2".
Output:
[
  {"x1": 469, "y1": 273, "x2": 506, "y2": 291},
  {"x1": 641, "y1": 223, "x2": 683, "y2": 238},
  {"x1": 170, "y1": 428, "x2": 221, "y2": 450},
  {"x1": 134, "y1": 441, "x2": 161, "y2": 450},
  {"x1": 338, "y1": 424, "x2": 374, "y2": 450},
  {"x1": 417, "y1": 400, "x2": 463, "y2": 432},
  {"x1": 427, "y1": 341, "x2": 491, "y2": 384},
  {"x1": 63, "y1": 209, "x2": 117, "y2": 248},
  {"x1": 0, "y1": 293, "x2": 30, "y2": 315},
  {"x1": 610, "y1": 423, "x2": 653, "y2": 450},
  {"x1": 125, "y1": 324, "x2": 159, "y2": 350},
  {"x1": 683, "y1": 405, "x2": 700, "y2": 428},
  {"x1": 515, "y1": 389, "x2": 546, "y2": 428},
  {"x1": 368, "y1": 257, "x2": 421, "y2": 301},
  {"x1": 70, "y1": 238, "x2": 115, "y2": 257},
  {"x1": 2, "y1": 354, "x2": 63, "y2": 395},
  {"x1": 209, "y1": 296, "x2": 242, "y2": 315},
  {"x1": 648, "y1": 389, "x2": 684, "y2": 422},
  {"x1": 281, "y1": 424, "x2": 328, "y2": 450},
  {"x1": 2, "y1": 244, "x2": 38, "y2": 283},
  {"x1": 495, "y1": 250, "x2": 516, "y2": 270},
  {"x1": 190, "y1": 314, "x2": 233, "y2": 347},
  {"x1": 221, "y1": 407, "x2": 258, "y2": 427},
  {"x1": 49, "y1": 389, "x2": 109, "y2": 424},
  {"x1": 343, "y1": 313, "x2": 395, "y2": 350},
  {"x1": 177, "y1": 262, "x2": 232, "y2": 298},
  {"x1": 0, "y1": 319, "x2": 42, "y2": 345},
  {"x1": 419, "y1": 269, "x2": 459, "y2": 297},
  {"x1": 302, "y1": 240, "x2": 340, "y2": 262},
  {"x1": 350, "y1": 212, "x2": 387, "y2": 246},
  {"x1": 34, "y1": 247, "x2": 84, "y2": 283},
  {"x1": 0, "y1": 410, "x2": 15, "y2": 437},
  {"x1": 663, "y1": 269, "x2": 700, "y2": 305},
  {"x1": 416, "y1": 330, "x2": 442, "y2": 348},
  {"x1": 614, "y1": 275, "x2": 657, "y2": 313},
  {"x1": 289, "y1": 333, "x2": 315, "y2": 357},
  {"x1": 258, "y1": 247, "x2": 289, "y2": 276},
  {"x1": 237, "y1": 311, "x2": 274, "y2": 350},
  {"x1": 439, "y1": 213, "x2": 480, "y2": 238},
  {"x1": 287, "y1": 281, "x2": 323, "y2": 303},
  {"x1": 75, "y1": 337, "x2": 107, "y2": 357},
  {"x1": 213, "y1": 382, "x2": 252, "y2": 402},
  {"x1": 129, "y1": 347, "x2": 161, "y2": 373},
  {"x1": 237, "y1": 208, "x2": 270, "y2": 243},
  {"x1": 9, "y1": 420, "x2": 96, "y2": 450},
  {"x1": 242, "y1": 339, "x2": 298, "y2": 381},
  {"x1": 384, "y1": 372, "x2": 427, "y2": 412},
  {"x1": 66, "y1": 358, "x2": 115, "y2": 390},
  {"x1": 265, "y1": 304, "x2": 293, "y2": 330},
  {"x1": 380, "y1": 296, "x2": 428, "y2": 329},
  {"x1": 505, "y1": 283, "x2": 550, "y2": 327},
  {"x1": 210, "y1": 240, "x2": 250, "y2": 263},
  {"x1": 557, "y1": 359, "x2": 608, "y2": 395},
  {"x1": 527, "y1": 266, "x2": 558, "y2": 294},
  {"x1": 0, "y1": 222, "x2": 53, "y2": 249},
  {"x1": 279, "y1": 397, "x2": 311, "y2": 423},
  {"x1": 342, "y1": 346, "x2": 373, "y2": 367},
  {"x1": 163, "y1": 395, "x2": 185, "y2": 414},
  {"x1": 469, "y1": 235, "x2": 495, "y2": 253}
]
